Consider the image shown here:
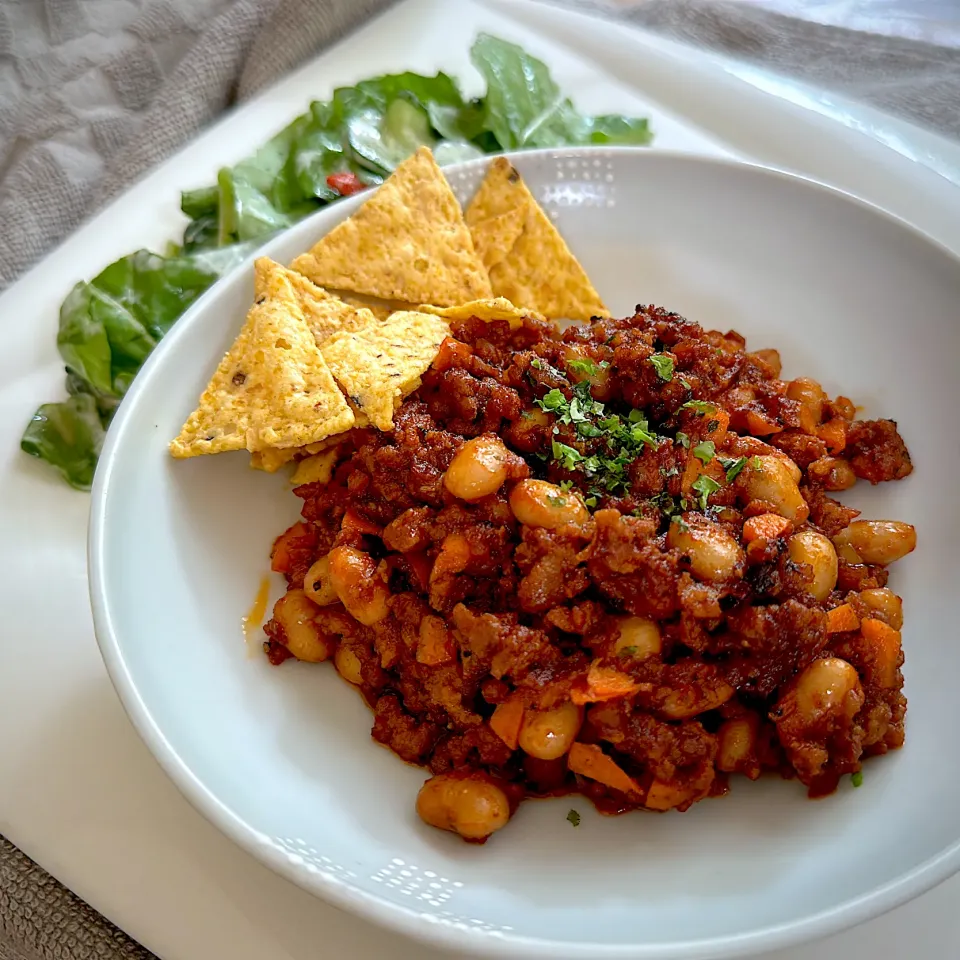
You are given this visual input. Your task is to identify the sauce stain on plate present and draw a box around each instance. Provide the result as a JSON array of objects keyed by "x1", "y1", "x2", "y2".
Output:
[{"x1": 242, "y1": 576, "x2": 271, "y2": 656}]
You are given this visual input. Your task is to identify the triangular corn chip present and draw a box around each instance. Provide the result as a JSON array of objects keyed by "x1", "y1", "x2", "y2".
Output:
[
  {"x1": 290, "y1": 147, "x2": 491, "y2": 306},
  {"x1": 463, "y1": 162, "x2": 528, "y2": 271},
  {"x1": 302, "y1": 296, "x2": 380, "y2": 347},
  {"x1": 469, "y1": 208, "x2": 526, "y2": 272},
  {"x1": 255, "y1": 257, "x2": 332, "y2": 309},
  {"x1": 418, "y1": 297, "x2": 544, "y2": 324},
  {"x1": 250, "y1": 435, "x2": 346, "y2": 473},
  {"x1": 465, "y1": 157, "x2": 608, "y2": 322},
  {"x1": 290, "y1": 447, "x2": 341, "y2": 486},
  {"x1": 170, "y1": 267, "x2": 354, "y2": 458},
  {"x1": 320, "y1": 311, "x2": 450, "y2": 431},
  {"x1": 330, "y1": 290, "x2": 415, "y2": 322},
  {"x1": 256, "y1": 258, "x2": 377, "y2": 345},
  {"x1": 169, "y1": 325, "x2": 258, "y2": 457},
  {"x1": 249, "y1": 445, "x2": 299, "y2": 472}
]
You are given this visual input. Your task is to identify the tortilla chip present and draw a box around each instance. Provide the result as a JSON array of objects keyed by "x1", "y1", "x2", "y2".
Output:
[
  {"x1": 334, "y1": 293, "x2": 393, "y2": 322},
  {"x1": 255, "y1": 257, "x2": 330, "y2": 308},
  {"x1": 465, "y1": 157, "x2": 525, "y2": 223},
  {"x1": 169, "y1": 324, "x2": 257, "y2": 457},
  {"x1": 291, "y1": 447, "x2": 341, "y2": 486},
  {"x1": 290, "y1": 147, "x2": 491, "y2": 306},
  {"x1": 469, "y1": 208, "x2": 527, "y2": 272},
  {"x1": 331, "y1": 290, "x2": 415, "y2": 322},
  {"x1": 463, "y1": 162, "x2": 529, "y2": 271},
  {"x1": 250, "y1": 434, "x2": 348, "y2": 473},
  {"x1": 465, "y1": 157, "x2": 608, "y2": 322},
  {"x1": 171, "y1": 268, "x2": 354, "y2": 458},
  {"x1": 246, "y1": 309, "x2": 355, "y2": 452},
  {"x1": 257, "y1": 259, "x2": 377, "y2": 345},
  {"x1": 320, "y1": 311, "x2": 450, "y2": 431},
  {"x1": 304, "y1": 297, "x2": 380, "y2": 346},
  {"x1": 250, "y1": 446, "x2": 299, "y2": 472},
  {"x1": 419, "y1": 297, "x2": 544, "y2": 324}
]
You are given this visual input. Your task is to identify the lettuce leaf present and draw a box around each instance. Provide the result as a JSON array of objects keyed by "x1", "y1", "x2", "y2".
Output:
[
  {"x1": 24, "y1": 35, "x2": 652, "y2": 490},
  {"x1": 21, "y1": 394, "x2": 106, "y2": 491},
  {"x1": 23, "y1": 246, "x2": 256, "y2": 489},
  {"x1": 470, "y1": 34, "x2": 652, "y2": 149}
]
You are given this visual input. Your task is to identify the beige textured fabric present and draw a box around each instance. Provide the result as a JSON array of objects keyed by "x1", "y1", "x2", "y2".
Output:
[
  {"x1": 1, "y1": 1, "x2": 957, "y2": 959},
  {"x1": 0, "y1": 0, "x2": 398, "y2": 289}
]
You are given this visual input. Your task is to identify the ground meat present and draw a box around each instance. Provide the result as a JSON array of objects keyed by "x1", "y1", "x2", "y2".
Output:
[
  {"x1": 844, "y1": 419, "x2": 913, "y2": 484},
  {"x1": 261, "y1": 303, "x2": 915, "y2": 837},
  {"x1": 515, "y1": 527, "x2": 590, "y2": 612},
  {"x1": 802, "y1": 486, "x2": 861, "y2": 537},
  {"x1": 771, "y1": 430, "x2": 828, "y2": 469},
  {"x1": 721, "y1": 600, "x2": 828, "y2": 698},
  {"x1": 372, "y1": 695, "x2": 442, "y2": 763},
  {"x1": 587, "y1": 511, "x2": 680, "y2": 618}
]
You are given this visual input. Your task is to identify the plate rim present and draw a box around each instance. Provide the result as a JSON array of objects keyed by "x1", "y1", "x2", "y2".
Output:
[{"x1": 88, "y1": 145, "x2": 960, "y2": 960}]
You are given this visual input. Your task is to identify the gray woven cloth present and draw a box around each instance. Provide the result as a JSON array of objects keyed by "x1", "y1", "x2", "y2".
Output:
[
  {"x1": 1, "y1": 1, "x2": 958, "y2": 958},
  {"x1": 0, "y1": 0, "x2": 398, "y2": 289}
]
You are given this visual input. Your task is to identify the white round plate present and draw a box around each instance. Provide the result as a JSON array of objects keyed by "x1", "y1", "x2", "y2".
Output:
[{"x1": 89, "y1": 149, "x2": 960, "y2": 959}]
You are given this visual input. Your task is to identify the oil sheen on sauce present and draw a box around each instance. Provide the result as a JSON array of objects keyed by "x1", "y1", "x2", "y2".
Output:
[{"x1": 242, "y1": 576, "x2": 271, "y2": 656}]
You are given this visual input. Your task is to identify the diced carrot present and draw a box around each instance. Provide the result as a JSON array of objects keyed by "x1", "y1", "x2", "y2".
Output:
[
  {"x1": 568, "y1": 743, "x2": 642, "y2": 797},
  {"x1": 798, "y1": 403, "x2": 820, "y2": 436},
  {"x1": 743, "y1": 409, "x2": 783, "y2": 436},
  {"x1": 818, "y1": 418, "x2": 847, "y2": 455},
  {"x1": 645, "y1": 780, "x2": 692, "y2": 812},
  {"x1": 270, "y1": 521, "x2": 314, "y2": 573},
  {"x1": 271, "y1": 542, "x2": 292, "y2": 574},
  {"x1": 489, "y1": 700, "x2": 525, "y2": 751},
  {"x1": 743, "y1": 513, "x2": 793, "y2": 543},
  {"x1": 571, "y1": 663, "x2": 641, "y2": 705},
  {"x1": 416, "y1": 615, "x2": 456, "y2": 666},
  {"x1": 826, "y1": 603, "x2": 860, "y2": 634},
  {"x1": 680, "y1": 455, "x2": 704, "y2": 497},
  {"x1": 708, "y1": 408, "x2": 730, "y2": 447},
  {"x1": 341, "y1": 508, "x2": 380, "y2": 537},
  {"x1": 432, "y1": 336, "x2": 472, "y2": 371},
  {"x1": 861, "y1": 617, "x2": 902, "y2": 688}
]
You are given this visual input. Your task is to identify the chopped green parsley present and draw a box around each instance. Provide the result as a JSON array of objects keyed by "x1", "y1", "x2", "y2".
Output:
[
  {"x1": 529, "y1": 356, "x2": 564, "y2": 379},
  {"x1": 551, "y1": 439, "x2": 583, "y2": 471},
  {"x1": 718, "y1": 456, "x2": 748, "y2": 482},
  {"x1": 676, "y1": 431, "x2": 690, "y2": 449},
  {"x1": 851, "y1": 771, "x2": 864, "y2": 788},
  {"x1": 691, "y1": 474, "x2": 721, "y2": 511},
  {"x1": 567, "y1": 357, "x2": 600, "y2": 378},
  {"x1": 566, "y1": 808, "x2": 582, "y2": 827},
  {"x1": 649, "y1": 354, "x2": 674, "y2": 381},
  {"x1": 682, "y1": 399, "x2": 716, "y2": 416},
  {"x1": 692, "y1": 441, "x2": 716, "y2": 464},
  {"x1": 535, "y1": 379, "x2": 662, "y2": 495}
]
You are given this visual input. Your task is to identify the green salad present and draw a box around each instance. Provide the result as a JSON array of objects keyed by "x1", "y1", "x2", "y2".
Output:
[{"x1": 22, "y1": 34, "x2": 652, "y2": 490}]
